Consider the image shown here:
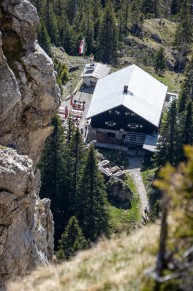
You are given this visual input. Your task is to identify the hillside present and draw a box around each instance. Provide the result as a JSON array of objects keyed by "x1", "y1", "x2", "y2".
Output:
[
  {"x1": 53, "y1": 17, "x2": 186, "y2": 101},
  {"x1": 8, "y1": 222, "x2": 160, "y2": 291}
]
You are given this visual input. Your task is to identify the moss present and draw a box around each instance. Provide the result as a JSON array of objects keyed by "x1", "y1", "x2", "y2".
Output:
[{"x1": 0, "y1": 145, "x2": 7, "y2": 150}]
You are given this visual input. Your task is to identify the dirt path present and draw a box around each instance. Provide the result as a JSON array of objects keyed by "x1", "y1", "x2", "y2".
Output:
[{"x1": 126, "y1": 157, "x2": 149, "y2": 217}]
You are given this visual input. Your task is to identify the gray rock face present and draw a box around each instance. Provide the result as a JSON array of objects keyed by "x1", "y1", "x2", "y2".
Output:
[
  {"x1": 0, "y1": 0, "x2": 60, "y2": 166},
  {"x1": 0, "y1": 149, "x2": 54, "y2": 290},
  {"x1": 0, "y1": 0, "x2": 60, "y2": 289}
]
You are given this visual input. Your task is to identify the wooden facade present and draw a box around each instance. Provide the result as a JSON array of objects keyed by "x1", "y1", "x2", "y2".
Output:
[
  {"x1": 88, "y1": 105, "x2": 157, "y2": 146},
  {"x1": 91, "y1": 105, "x2": 156, "y2": 133}
]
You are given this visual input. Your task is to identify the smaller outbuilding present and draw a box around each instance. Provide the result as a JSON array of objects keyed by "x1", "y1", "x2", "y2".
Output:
[{"x1": 81, "y1": 62, "x2": 111, "y2": 87}]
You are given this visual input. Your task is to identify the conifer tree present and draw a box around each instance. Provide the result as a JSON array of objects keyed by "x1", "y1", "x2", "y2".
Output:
[
  {"x1": 178, "y1": 56, "x2": 193, "y2": 113},
  {"x1": 65, "y1": 0, "x2": 79, "y2": 25},
  {"x1": 64, "y1": 116, "x2": 75, "y2": 144},
  {"x1": 142, "y1": 0, "x2": 155, "y2": 17},
  {"x1": 178, "y1": 101, "x2": 193, "y2": 161},
  {"x1": 92, "y1": 0, "x2": 102, "y2": 40},
  {"x1": 183, "y1": 101, "x2": 193, "y2": 145},
  {"x1": 67, "y1": 128, "x2": 85, "y2": 216},
  {"x1": 81, "y1": 3, "x2": 95, "y2": 55},
  {"x1": 38, "y1": 21, "x2": 52, "y2": 56},
  {"x1": 39, "y1": 115, "x2": 68, "y2": 244},
  {"x1": 171, "y1": 0, "x2": 182, "y2": 15},
  {"x1": 118, "y1": 0, "x2": 131, "y2": 37},
  {"x1": 97, "y1": 0, "x2": 119, "y2": 64},
  {"x1": 154, "y1": 47, "x2": 166, "y2": 76},
  {"x1": 56, "y1": 216, "x2": 88, "y2": 261},
  {"x1": 77, "y1": 145, "x2": 110, "y2": 242},
  {"x1": 155, "y1": 100, "x2": 179, "y2": 167},
  {"x1": 130, "y1": 0, "x2": 143, "y2": 36},
  {"x1": 174, "y1": 0, "x2": 193, "y2": 72}
]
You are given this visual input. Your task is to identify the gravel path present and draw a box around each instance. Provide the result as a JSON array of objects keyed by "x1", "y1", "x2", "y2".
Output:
[{"x1": 126, "y1": 157, "x2": 149, "y2": 217}]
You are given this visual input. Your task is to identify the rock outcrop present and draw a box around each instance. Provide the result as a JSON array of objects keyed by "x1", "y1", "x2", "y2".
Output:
[
  {"x1": 0, "y1": 149, "x2": 54, "y2": 289},
  {"x1": 0, "y1": 0, "x2": 60, "y2": 289}
]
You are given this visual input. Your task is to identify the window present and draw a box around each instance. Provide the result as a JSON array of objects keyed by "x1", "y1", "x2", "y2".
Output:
[
  {"x1": 131, "y1": 112, "x2": 136, "y2": 116},
  {"x1": 125, "y1": 111, "x2": 130, "y2": 116},
  {"x1": 127, "y1": 123, "x2": 139, "y2": 129},
  {"x1": 140, "y1": 124, "x2": 143, "y2": 128},
  {"x1": 105, "y1": 121, "x2": 116, "y2": 126},
  {"x1": 109, "y1": 110, "x2": 112, "y2": 114},
  {"x1": 115, "y1": 110, "x2": 120, "y2": 115}
]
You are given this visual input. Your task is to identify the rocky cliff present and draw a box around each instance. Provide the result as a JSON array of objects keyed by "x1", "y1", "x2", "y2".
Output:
[{"x1": 0, "y1": 0, "x2": 60, "y2": 289}]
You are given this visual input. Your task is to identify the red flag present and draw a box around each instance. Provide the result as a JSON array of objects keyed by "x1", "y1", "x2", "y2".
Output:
[{"x1": 79, "y1": 38, "x2": 85, "y2": 55}]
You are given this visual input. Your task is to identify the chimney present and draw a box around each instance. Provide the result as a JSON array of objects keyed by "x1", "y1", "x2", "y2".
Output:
[{"x1": 123, "y1": 85, "x2": 128, "y2": 94}]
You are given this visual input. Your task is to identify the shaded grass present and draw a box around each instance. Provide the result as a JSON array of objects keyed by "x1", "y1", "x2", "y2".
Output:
[{"x1": 109, "y1": 173, "x2": 141, "y2": 234}]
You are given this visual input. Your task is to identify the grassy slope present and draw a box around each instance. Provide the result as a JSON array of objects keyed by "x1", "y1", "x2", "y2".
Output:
[
  {"x1": 109, "y1": 173, "x2": 141, "y2": 234},
  {"x1": 121, "y1": 18, "x2": 186, "y2": 92},
  {"x1": 9, "y1": 222, "x2": 160, "y2": 291}
]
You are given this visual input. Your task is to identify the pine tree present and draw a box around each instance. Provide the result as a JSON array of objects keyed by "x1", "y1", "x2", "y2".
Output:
[
  {"x1": 142, "y1": 0, "x2": 156, "y2": 17},
  {"x1": 174, "y1": 0, "x2": 193, "y2": 72},
  {"x1": 155, "y1": 100, "x2": 179, "y2": 167},
  {"x1": 38, "y1": 20, "x2": 52, "y2": 56},
  {"x1": 171, "y1": 0, "x2": 182, "y2": 15},
  {"x1": 97, "y1": 0, "x2": 119, "y2": 64},
  {"x1": 183, "y1": 101, "x2": 193, "y2": 145},
  {"x1": 56, "y1": 216, "x2": 88, "y2": 261},
  {"x1": 92, "y1": 0, "x2": 102, "y2": 41},
  {"x1": 178, "y1": 56, "x2": 193, "y2": 113},
  {"x1": 178, "y1": 101, "x2": 193, "y2": 161},
  {"x1": 67, "y1": 128, "x2": 85, "y2": 216},
  {"x1": 64, "y1": 116, "x2": 75, "y2": 144},
  {"x1": 39, "y1": 115, "x2": 68, "y2": 244},
  {"x1": 130, "y1": 0, "x2": 143, "y2": 36},
  {"x1": 81, "y1": 3, "x2": 95, "y2": 55},
  {"x1": 154, "y1": 47, "x2": 166, "y2": 76},
  {"x1": 77, "y1": 145, "x2": 110, "y2": 242},
  {"x1": 118, "y1": 0, "x2": 131, "y2": 37},
  {"x1": 65, "y1": 0, "x2": 79, "y2": 25}
]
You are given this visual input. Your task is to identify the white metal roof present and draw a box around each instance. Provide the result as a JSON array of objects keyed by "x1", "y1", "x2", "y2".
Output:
[
  {"x1": 87, "y1": 65, "x2": 168, "y2": 127},
  {"x1": 81, "y1": 63, "x2": 111, "y2": 79}
]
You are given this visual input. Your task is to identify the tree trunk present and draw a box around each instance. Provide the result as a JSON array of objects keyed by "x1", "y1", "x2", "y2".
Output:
[{"x1": 155, "y1": 196, "x2": 169, "y2": 276}]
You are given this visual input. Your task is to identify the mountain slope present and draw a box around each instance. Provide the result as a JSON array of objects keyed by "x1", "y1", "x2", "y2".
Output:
[{"x1": 9, "y1": 222, "x2": 160, "y2": 291}]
